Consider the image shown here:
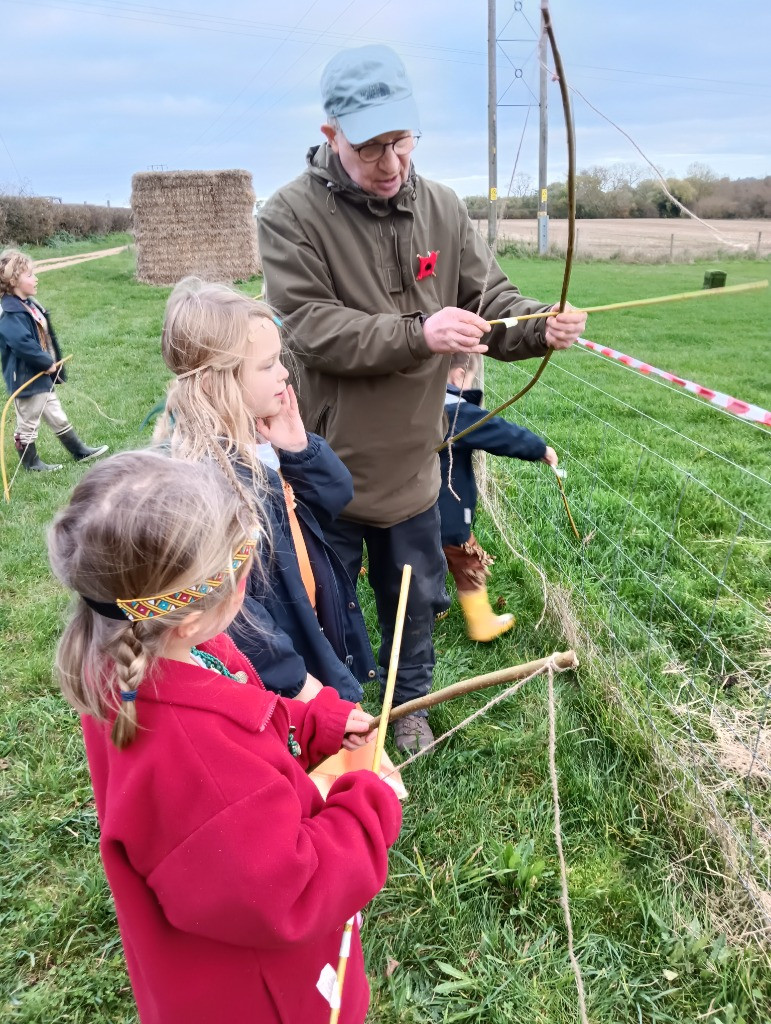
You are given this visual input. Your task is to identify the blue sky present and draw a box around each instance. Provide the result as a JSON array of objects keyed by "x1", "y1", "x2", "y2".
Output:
[{"x1": 4, "y1": 0, "x2": 769, "y2": 207}]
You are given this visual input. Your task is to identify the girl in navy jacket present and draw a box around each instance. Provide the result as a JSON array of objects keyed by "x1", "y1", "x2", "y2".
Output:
[
  {"x1": 439, "y1": 352, "x2": 557, "y2": 641},
  {"x1": 155, "y1": 277, "x2": 376, "y2": 702},
  {"x1": 0, "y1": 248, "x2": 107, "y2": 471}
]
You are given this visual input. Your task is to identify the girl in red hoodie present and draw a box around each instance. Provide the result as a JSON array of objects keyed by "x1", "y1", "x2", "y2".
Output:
[{"x1": 48, "y1": 450, "x2": 402, "y2": 1024}]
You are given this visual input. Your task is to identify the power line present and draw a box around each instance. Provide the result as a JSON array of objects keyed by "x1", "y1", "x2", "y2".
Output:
[
  {"x1": 186, "y1": 0, "x2": 324, "y2": 150},
  {"x1": 8, "y1": 0, "x2": 487, "y2": 62},
  {"x1": 28, "y1": 0, "x2": 762, "y2": 94},
  {"x1": 0, "y1": 128, "x2": 24, "y2": 188},
  {"x1": 210, "y1": 0, "x2": 395, "y2": 149},
  {"x1": 572, "y1": 62, "x2": 770, "y2": 90},
  {"x1": 199, "y1": 0, "x2": 364, "y2": 149}
]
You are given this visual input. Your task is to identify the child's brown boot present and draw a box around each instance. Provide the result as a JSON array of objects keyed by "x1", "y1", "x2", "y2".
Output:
[{"x1": 458, "y1": 587, "x2": 515, "y2": 642}]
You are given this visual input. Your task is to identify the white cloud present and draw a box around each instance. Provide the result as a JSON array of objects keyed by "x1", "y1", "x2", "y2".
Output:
[{"x1": 1, "y1": 0, "x2": 767, "y2": 204}]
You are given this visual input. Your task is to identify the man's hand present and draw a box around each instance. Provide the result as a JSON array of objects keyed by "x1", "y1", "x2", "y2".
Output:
[
  {"x1": 544, "y1": 303, "x2": 586, "y2": 350},
  {"x1": 422, "y1": 307, "x2": 490, "y2": 355},
  {"x1": 256, "y1": 385, "x2": 307, "y2": 452}
]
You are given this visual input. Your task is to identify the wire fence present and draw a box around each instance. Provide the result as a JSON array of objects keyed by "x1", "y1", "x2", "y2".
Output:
[{"x1": 479, "y1": 346, "x2": 771, "y2": 933}]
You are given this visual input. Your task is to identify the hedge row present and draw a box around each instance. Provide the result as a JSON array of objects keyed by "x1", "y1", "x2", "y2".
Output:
[{"x1": 0, "y1": 195, "x2": 132, "y2": 245}]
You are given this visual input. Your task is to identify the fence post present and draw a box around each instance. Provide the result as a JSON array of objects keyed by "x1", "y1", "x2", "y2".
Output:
[
  {"x1": 757, "y1": 231, "x2": 762, "y2": 257},
  {"x1": 669, "y1": 233, "x2": 674, "y2": 262}
]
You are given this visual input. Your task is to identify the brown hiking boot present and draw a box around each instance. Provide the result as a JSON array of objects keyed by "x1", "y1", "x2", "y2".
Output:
[{"x1": 393, "y1": 714, "x2": 434, "y2": 754}]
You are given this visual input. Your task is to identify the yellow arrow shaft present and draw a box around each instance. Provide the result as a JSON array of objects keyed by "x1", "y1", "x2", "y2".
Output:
[{"x1": 488, "y1": 279, "x2": 768, "y2": 325}]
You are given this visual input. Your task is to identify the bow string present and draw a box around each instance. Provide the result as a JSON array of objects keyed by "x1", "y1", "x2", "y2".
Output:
[{"x1": 438, "y1": 0, "x2": 576, "y2": 454}]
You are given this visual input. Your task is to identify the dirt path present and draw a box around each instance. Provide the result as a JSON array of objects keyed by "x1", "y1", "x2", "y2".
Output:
[{"x1": 33, "y1": 245, "x2": 131, "y2": 273}]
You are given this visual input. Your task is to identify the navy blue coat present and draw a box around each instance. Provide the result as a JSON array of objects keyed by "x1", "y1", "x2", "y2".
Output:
[
  {"x1": 0, "y1": 295, "x2": 67, "y2": 397},
  {"x1": 439, "y1": 385, "x2": 546, "y2": 546},
  {"x1": 229, "y1": 433, "x2": 376, "y2": 702}
]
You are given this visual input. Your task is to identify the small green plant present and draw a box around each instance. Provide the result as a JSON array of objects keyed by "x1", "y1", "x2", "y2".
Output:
[
  {"x1": 647, "y1": 909, "x2": 733, "y2": 978},
  {"x1": 490, "y1": 836, "x2": 550, "y2": 898},
  {"x1": 494, "y1": 239, "x2": 538, "y2": 259}
]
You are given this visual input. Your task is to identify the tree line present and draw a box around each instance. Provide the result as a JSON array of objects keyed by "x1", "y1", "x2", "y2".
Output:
[{"x1": 464, "y1": 164, "x2": 771, "y2": 220}]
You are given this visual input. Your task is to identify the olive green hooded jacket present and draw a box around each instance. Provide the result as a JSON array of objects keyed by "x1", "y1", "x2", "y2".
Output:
[{"x1": 258, "y1": 144, "x2": 552, "y2": 528}]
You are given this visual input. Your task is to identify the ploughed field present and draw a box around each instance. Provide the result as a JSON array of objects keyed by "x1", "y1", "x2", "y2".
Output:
[{"x1": 483, "y1": 217, "x2": 771, "y2": 260}]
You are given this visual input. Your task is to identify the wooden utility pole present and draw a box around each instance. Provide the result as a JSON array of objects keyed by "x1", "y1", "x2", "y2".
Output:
[{"x1": 487, "y1": 0, "x2": 498, "y2": 249}]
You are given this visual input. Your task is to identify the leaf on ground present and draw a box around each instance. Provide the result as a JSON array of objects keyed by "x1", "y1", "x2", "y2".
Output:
[{"x1": 435, "y1": 961, "x2": 471, "y2": 981}]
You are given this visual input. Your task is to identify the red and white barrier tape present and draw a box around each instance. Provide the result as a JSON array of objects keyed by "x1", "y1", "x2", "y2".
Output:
[{"x1": 578, "y1": 339, "x2": 771, "y2": 426}]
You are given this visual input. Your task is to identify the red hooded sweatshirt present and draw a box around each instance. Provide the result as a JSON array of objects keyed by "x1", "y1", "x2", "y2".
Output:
[{"x1": 82, "y1": 633, "x2": 402, "y2": 1023}]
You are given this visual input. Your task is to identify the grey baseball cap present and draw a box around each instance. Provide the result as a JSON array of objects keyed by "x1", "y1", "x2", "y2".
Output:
[{"x1": 321, "y1": 45, "x2": 421, "y2": 144}]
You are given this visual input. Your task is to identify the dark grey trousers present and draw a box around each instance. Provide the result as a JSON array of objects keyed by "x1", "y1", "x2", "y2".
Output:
[{"x1": 323, "y1": 503, "x2": 450, "y2": 712}]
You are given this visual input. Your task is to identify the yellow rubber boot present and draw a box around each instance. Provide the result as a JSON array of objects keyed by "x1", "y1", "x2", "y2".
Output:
[{"x1": 457, "y1": 588, "x2": 515, "y2": 642}]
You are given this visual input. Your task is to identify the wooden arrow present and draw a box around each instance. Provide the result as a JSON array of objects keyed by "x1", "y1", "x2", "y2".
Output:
[{"x1": 487, "y1": 279, "x2": 768, "y2": 329}]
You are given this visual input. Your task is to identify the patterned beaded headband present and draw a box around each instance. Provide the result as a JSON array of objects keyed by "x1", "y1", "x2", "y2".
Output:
[{"x1": 82, "y1": 535, "x2": 257, "y2": 623}]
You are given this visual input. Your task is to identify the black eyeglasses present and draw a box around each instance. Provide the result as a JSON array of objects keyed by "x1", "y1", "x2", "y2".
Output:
[{"x1": 351, "y1": 134, "x2": 421, "y2": 164}]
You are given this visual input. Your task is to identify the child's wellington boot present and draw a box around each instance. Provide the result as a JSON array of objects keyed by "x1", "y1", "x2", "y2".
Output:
[{"x1": 458, "y1": 587, "x2": 515, "y2": 642}]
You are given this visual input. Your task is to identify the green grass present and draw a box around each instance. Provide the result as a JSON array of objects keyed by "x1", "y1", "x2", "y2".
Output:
[
  {"x1": 21, "y1": 233, "x2": 134, "y2": 260},
  {"x1": 2, "y1": 251, "x2": 770, "y2": 1023},
  {"x1": 479, "y1": 258, "x2": 771, "y2": 932},
  {"x1": 501, "y1": 257, "x2": 771, "y2": 409}
]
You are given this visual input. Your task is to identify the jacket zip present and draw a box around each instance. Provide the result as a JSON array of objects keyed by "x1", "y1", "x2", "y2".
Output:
[
  {"x1": 295, "y1": 500, "x2": 354, "y2": 669},
  {"x1": 230, "y1": 646, "x2": 281, "y2": 733},
  {"x1": 390, "y1": 217, "x2": 404, "y2": 286}
]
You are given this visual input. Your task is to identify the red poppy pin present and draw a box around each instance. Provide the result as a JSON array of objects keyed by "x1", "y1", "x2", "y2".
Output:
[{"x1": 416, "y1": 250, "x2": 439, "y2": 281}]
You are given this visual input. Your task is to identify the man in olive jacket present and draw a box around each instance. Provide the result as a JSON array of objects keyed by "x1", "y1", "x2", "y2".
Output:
[{"x1": 258, "y1": 45, "x2": 586, "y2": 753}]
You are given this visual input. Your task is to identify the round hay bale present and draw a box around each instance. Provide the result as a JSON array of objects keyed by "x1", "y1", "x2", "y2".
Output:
[{"x1": 131, "y1": 170, "x2": 259, "y2": 286}]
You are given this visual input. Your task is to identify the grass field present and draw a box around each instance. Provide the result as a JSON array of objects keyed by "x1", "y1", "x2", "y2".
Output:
[{"x1": 1, "y1": 239, "x2": 770, "y2": 1023}]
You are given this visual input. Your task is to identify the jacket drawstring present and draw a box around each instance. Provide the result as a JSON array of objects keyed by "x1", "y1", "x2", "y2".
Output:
[
  {"x1": 390, "y1": 220, "x2": 404, "y2": 281},
  {"x1": 326, "y1": 182, "x2": 337, "y2": 214}
]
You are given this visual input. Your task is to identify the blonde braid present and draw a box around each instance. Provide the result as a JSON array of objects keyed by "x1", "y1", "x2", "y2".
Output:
[{"x1": 108, "y1": 623, "x2": 149, "y2": 749}]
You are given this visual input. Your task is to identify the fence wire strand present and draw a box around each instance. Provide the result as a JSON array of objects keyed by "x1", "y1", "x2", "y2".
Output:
[{"x1": 479, "y1": 352, "x2": 771, "y2": 927}]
